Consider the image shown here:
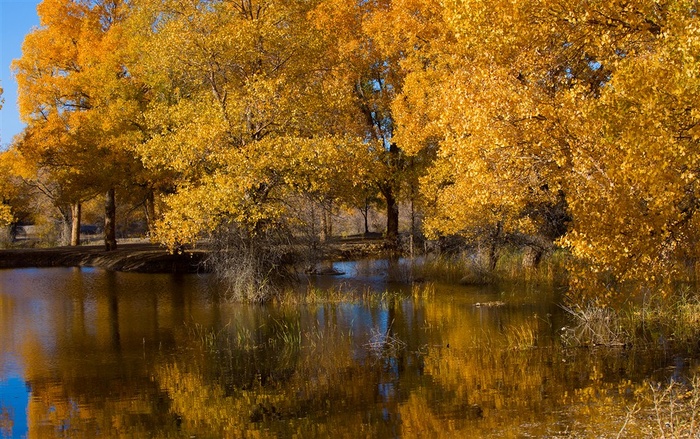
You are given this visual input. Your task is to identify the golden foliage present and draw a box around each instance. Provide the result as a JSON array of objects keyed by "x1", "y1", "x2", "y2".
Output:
[{"x1": 393, "y1": 0, "x2": 700, "y2": 287}]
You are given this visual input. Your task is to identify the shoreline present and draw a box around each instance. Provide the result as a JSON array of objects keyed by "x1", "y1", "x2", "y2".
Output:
[
  {"x1": 0, "y1": 243, "x2": 207, "y2": 273},
  {"x1": 0, "y1": 237, "x2": 394, "y2": 274}
]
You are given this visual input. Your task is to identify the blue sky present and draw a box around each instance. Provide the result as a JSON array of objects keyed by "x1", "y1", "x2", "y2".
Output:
[{"x1": 1, "y1": 0, "x2": 41, "y2": 150}]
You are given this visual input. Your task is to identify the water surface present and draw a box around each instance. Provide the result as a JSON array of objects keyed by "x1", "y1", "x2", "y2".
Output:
[{"x1": 0, "y1": 263, "x2": 694, "y2": 438}]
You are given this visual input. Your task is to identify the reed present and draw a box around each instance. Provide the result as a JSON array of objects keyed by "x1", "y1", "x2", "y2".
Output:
[
  {"x1": 560, "y1": 303, "x2": 629, "y2": 347},
  {"x1": 412, "y1": 248, "x2": 569, "y2": 286},
  {"x1": 504, "y1": 321, "x2": 539, "y2": 350}
]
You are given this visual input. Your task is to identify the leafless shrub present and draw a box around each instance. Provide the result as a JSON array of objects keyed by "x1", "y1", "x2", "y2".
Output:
[
  {"x1": 206, "y1": 222, "x2": 297, "y2": 303},
  {"x1": 647, "y1": 376, "x2": 700, "y2": 438},
  {"x1": 365, "y1": 325, "x2": 406, "y2": 358},
  {"x1": 560, "y1": 303, "x2": 629, "y2": 347}
]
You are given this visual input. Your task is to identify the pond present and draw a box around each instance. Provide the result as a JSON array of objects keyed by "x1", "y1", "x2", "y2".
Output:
[{"x1": 0, "y1": 262, "x2": 697, "y2": 438}]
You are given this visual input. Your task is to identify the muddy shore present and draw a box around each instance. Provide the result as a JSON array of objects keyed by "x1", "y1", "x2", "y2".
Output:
[{"x1": 0, "y1": 237, "x2": 392, "y2": 273}]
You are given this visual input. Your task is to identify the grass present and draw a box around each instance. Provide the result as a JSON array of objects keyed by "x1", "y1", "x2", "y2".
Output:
[
  {"x1": 504, "y1": 321, "x2": 539, "y2": 350},
  {"x1": 638, "y1": 289, "x2": 700, "y2": 348},
  {"x1": 276, "y1": 284, "x2": 409, "y2": 306},
  {"x1": 561, "y1": 288, "x2": 700, "y2": 352},
  {"x1": 413, "y1": 247, "x2": 569, "y2": 285}
]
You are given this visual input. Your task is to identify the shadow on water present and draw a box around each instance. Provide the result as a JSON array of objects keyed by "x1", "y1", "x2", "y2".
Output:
[{"x1": 0, "y1": 264, "x2": 697, "y2": 437}]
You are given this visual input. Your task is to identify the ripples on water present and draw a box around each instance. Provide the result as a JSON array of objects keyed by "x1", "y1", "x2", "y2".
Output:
[{"x1": 0, "y1": 263, "x2": 695, "y2": 438}]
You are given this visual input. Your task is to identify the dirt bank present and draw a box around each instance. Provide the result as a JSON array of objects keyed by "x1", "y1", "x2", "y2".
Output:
[
  {"x1": 0, "y1": 236, "x2": 395, "y2": 273},
  {"x1": 0, "y1": 243, "x2": 206, "y2": 273}
]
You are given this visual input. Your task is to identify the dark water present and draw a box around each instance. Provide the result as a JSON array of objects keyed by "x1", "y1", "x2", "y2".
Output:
[{"x1": 0, "y1": 263, "x2": 695, "y2": 438}]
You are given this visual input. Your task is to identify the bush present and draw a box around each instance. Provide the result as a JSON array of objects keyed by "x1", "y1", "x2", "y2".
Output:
[{"x1": 206, "y1": 222, "x2": 297, "y2": 303}]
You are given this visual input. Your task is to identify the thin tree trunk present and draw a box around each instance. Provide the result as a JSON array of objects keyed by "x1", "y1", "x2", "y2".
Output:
[
  {"x1": 320, "y1": 205, "x2": 328, "y2": 243},
  {"x1": 70, "y1": 202, "x2": 81, "y2": 246},
  {"x1": 363, "y1": 200, "x2": 370, "y2": 235},
  {"x1": 325, "y1": 201, "x2": 333, "y2": 240},
  {"x1": 104, "y1": 188, "x2": 117, "y2": 251},
  {"x1": 144, "y1": 190, "x2": 157, "y2": 237},
  {"x1": 59, "y1": 205, "x2": 71, "y2": 246}
]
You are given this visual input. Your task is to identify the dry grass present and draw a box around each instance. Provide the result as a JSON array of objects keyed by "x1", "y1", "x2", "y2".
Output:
[
  {"x1": 504, "y1": 321, "x2": 539, "y2": 350},
  {"x1": 560, "y1": 303, "x2": 629, "y2": 347},
  {"x1": 365, "y1": 326, "x2": 407, "y2": 358}
]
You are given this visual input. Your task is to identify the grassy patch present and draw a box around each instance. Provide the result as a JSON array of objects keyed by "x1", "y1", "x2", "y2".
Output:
[
  {"x1": 562, "y1": 289, "x2": 700, "y2": 351},
  {"x1": 413, "y1": 248, "x2": 569, "y2": 285}
]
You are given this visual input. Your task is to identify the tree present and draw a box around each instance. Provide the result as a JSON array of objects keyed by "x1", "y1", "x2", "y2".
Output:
[
  {"x1": 14, "y1": 0, "x2": 155, "y2": 249},
  {"x1": 0, "y1": 84, "x2": 11, "y2": 226},
  {"x1": 393, "y1": 0, "x2": 692, "y2": 283},
  {"x1": 311, "y1": 0, "x2": 436, "y2": 246},
  {"x1": 134, "y1": 0, "x2": 363, "y2": 251}
]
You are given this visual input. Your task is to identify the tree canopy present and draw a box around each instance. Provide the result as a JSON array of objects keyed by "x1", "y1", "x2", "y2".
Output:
[{"x1": 8, "y1": 0, "x2": 700, "y2": 296}]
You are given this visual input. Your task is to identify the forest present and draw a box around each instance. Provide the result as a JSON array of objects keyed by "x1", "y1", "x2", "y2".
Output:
[{"x1": 1, "y1": 0, "x2": 699, "y2": 303}]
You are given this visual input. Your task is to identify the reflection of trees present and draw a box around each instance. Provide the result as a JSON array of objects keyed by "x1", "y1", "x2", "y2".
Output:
[
  {"x1": 8, "y1": 271, "x2": 221, "y2": 438},
  {"x1": 3, "y1": 270, "x2": 695, "y2": 437},
  {"x1": 406, "y1": 297, "x2": 678, "y2": 437}
]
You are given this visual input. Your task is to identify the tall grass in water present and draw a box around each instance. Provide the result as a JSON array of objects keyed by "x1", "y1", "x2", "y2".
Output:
[
  {"x1": 504, "y1": 320, "x2": 539, "y2": 350},
  {"x1": 562, "y1": 288, "x2": 700, "y2": 350},
  {"x1": 638, "y1": 289, "x2": 700, "y2": 348},
  {"x1": 413, "y1": 247, "x2": 569, "y2": 285},
  {"x1": 206, "y1": 223, "x2": 297, "y2": 303},
  {"x1": 276, "y1": 285, "x2": 408, "y2": 306}
]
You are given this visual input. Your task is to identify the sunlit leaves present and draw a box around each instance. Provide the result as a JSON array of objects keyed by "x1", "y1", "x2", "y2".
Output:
[
  {"x1": 134, "y1": 0, "x2": 368, "y2": 249},
  {"x1": 394, "y1": 0, "x2": 700, "y2": 287}
]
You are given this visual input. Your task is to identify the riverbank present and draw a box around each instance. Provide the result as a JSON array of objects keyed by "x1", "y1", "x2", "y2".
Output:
[
  {"x1": 0, "y1": 236, "x2": 393, "y2": 273},
  {"x1": 0, "y1": 243, "x2": 207, "y2": 273}
]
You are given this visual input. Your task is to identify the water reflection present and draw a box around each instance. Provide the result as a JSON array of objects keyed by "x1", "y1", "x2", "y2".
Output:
[{"x1": 0, "y1": 266, "x2": 695, "y2": 437}]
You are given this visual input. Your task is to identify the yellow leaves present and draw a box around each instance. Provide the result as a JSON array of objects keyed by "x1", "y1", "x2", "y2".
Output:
[{"x1": 393, "y1": 0, "x2": 700, "y2": 286}]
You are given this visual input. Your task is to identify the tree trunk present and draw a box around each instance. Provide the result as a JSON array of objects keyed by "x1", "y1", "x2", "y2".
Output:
[
  {"x1": 383, "y1": 186, "x2": 399, "y2": 245},
  {"x1": 324, "y1": 201, "x2": 333, "y2": 240},
  {"x1": 320, "y1": 205, "x2": 328, "y2": 243},
  {"x1": 523, "y1": 246, "x2": 543, "y2": 269},
  {"x1": 363, "y1": 202, "x2": 370, "y2": 235},
  {"x1": 59, "y1": 205, "x2": 71, "y2": 246},
  {"x1": 144, "y1": 190, "x2": 157, "y2": 238},
  {"x1": 486, "y1": 222, "x2": 502, "y2": 271},
  {"x1": 104, "y1": 188, "x2": 117, "y2": 251},
  {"x1": 70, "y1": 202, "x2": 81, "y2": 246}
]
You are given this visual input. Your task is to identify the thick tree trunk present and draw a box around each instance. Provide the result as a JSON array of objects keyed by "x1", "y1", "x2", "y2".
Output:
[
  {"x1": 383, "y1": 142, "x2": 401, "y2": 246},
  {"x1": 383, "y1": 186, "x2": 399, "y2": 244},
  {"x1": 486, "y1": 222, "x2": 502, "y2": 271},
  {"x1": 70, "y1": 202, "x2": 81, "y2": 246},
  {"x1": 104, "y1": 188, "x2": 117, "y2": 251}
]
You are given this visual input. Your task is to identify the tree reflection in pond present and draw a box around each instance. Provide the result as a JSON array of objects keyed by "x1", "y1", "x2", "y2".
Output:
[{"x1": 0, "y1": 268, "x2": 698, "y2": 437}]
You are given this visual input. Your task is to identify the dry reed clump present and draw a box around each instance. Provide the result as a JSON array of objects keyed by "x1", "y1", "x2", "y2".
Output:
[
  {"x1": 365, "y1": 326, "x2": 406, "y2": 358},
  {"x1": 560, "y1": 303, "x2": 629, "y2": 348},
  {"x1": 504, "y1": 320, "x2": 539, "y2": 350},
  {"x1": 206, "y1": 223, "x2": 297, "y2": 303}
]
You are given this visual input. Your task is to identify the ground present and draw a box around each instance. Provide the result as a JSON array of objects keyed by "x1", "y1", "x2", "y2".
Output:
[{"x1": 0, "y1": 236, "x2": 394, "y2": 273}]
